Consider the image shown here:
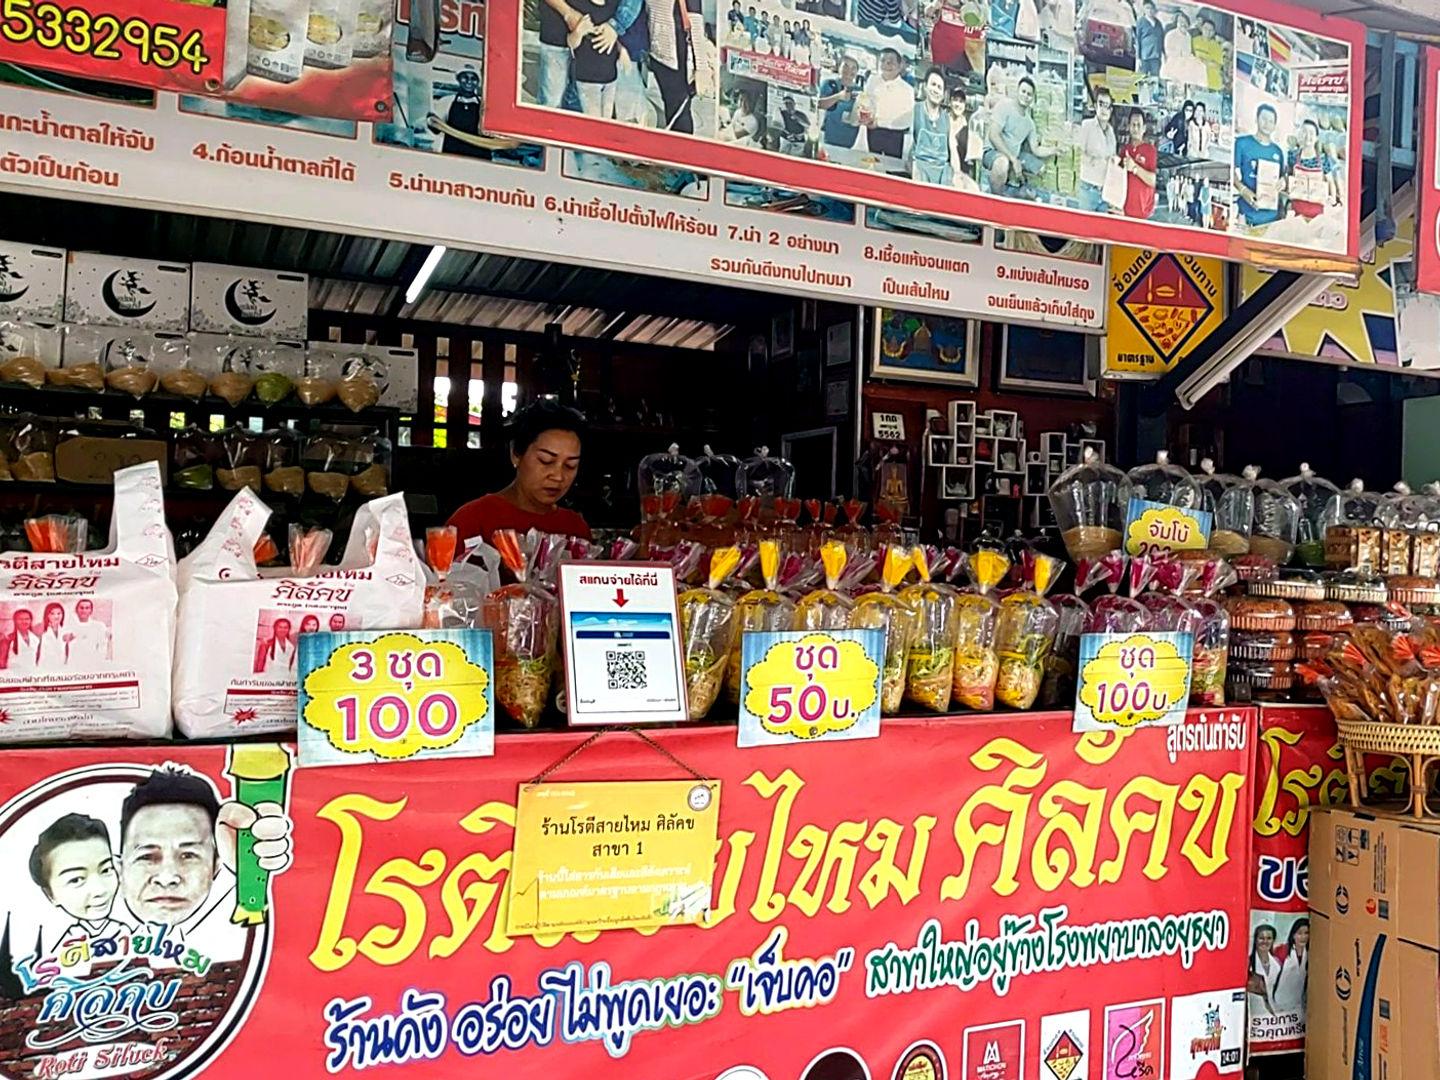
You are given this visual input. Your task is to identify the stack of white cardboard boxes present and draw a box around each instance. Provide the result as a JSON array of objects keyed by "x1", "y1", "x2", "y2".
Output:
[{"x1": 1308, "y1": 806, "x2": 1440, "y2": 1080}]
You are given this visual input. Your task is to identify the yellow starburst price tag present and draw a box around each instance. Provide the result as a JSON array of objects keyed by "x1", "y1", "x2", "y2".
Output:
[
  {"x1": 737, "y1": 629, "x2": 883, "y2": 747},
  {"x1": 297, "y1": 629, "x2": 494, "y2": 766},
  {"x1": 1073, "y1": 631, "x2": 1193, "y2": 732}
]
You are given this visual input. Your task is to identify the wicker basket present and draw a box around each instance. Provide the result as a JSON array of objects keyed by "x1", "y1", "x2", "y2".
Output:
[{"x1": 1335, "y1": 719, "x2": 1440, "y2": 818}]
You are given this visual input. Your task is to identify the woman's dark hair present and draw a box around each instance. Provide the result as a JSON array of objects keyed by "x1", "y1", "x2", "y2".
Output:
[
  {"x1": 507, "y1": 399, "x2": 588, "y2": 456},
  {"x1": 29, "y1": 813, "x2": 111, "y2": 894},
  {"x1": 1250, "y1": 923, "x2": 1276, "y2": 974},
  {"x1": 1286, "y1": 917, "x2": 1309, "y2": 951}
]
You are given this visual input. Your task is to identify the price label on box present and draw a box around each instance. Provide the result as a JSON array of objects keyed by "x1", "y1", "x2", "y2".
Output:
[
  {"x1": 297, "y1": 629, "x2": 494, "y2": 767},
  {"x1": 1073, "y1": 630, "x2": 1193, "y2": 732},
  {"x1": 737, "y1": 629, "x2": 884, "y2": 747}
]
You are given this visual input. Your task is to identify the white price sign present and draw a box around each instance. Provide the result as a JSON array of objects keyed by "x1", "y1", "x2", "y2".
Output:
[{"x1": 558, "y1": 561, "x2": 688, "y2": 726}]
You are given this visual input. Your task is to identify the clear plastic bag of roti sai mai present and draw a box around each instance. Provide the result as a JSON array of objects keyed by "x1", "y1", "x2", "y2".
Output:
[
  {"x1": 678, "y1": 545, "x2": 742, "y2": 719},
  {"x1": 727, "y1": 539, "x2": 797, "y2": 704},
  {"x1": 900, "y1": 546, "x2": 958, "y2": 712},
  {"x1": 851, "y1": 545, "x2": 919, "y2": 714},
  {"x1": 482, "y1": 529, "x2": 559, "y2": 728},
  {"x1": 951, "y1": 538, "x2": 1010, "y2": 710},
  {"x1": 994, "y1": 552, "x2": 1063, "y2": 709},
  {"x1": 793, "y1": 540, "x2": 855, "y2": 631}
]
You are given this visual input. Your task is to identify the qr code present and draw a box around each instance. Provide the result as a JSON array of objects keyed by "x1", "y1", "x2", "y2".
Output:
[{"x1": 606, "y1": 650, "x2": 647, "y2": 691}]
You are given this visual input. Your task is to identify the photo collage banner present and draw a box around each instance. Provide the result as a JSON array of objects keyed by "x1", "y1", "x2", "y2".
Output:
[{"x1": 484, "y1": 0, "x2": 1366, "y2": 269}]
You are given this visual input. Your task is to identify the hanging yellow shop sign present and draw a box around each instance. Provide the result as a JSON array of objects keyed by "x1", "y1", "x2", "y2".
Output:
[
  {"x1": 1104, "y1": 248, "x2": 1227, "y2": 379},
  {"x1": 506, "y1": 779, "x2": 722, "y2": 937}
]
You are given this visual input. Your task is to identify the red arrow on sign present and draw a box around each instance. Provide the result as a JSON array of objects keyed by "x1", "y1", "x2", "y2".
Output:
[{"x1": 613, "y1": 589, "x2": 629, "y2": 607}]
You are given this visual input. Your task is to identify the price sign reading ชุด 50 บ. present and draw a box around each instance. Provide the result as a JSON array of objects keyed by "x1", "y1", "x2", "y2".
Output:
[
  {"x1": 296, "y1": 629, "x2": 495, "y2": 767},
  {"x1": 1073, "y1": 631, "x2": 1193, "y2": 733},
  {"x1": 737, "y1": 629, "x2": 883, "y2": 748}
]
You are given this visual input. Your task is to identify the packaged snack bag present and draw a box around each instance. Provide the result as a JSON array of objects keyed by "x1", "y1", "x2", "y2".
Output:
[
  {"x1": 483, "y1": 529, "x2": 561, "y2": 729},
  {"x1": 1042, "y1": 594, "x2": 1090, "y2": 708},
  {"x1": 994, "y1": 553, "x2": 1063, "y2": 709},
  {"x1": 726, "y1": 540, "x2": 797, "y2": 704},
  {"x1": 0, "y1": 463, "x2": 175, "y2": 742},
  {"x1": 951, "y1": 539, "x2": 1010, "y2": 710},
  {"x1": 901, "y1": 546, "x2": 958, "y2": 712},
  {"x1": 422, "y1": 526, "x2": 486, "y2": 629},
  {"x1": 794, "y1": 540, "x2": 855, "y2": 631},
  {"x1": 678, "y1": 546, "x2": 742, "y2": 719},
  {"x1": 173, "y1": 488, "x2": 424, "y2": 736},
  {"x1": 852, "y1": 545, "x2": 919, "y2": 714},
  {"x1": 1188, "y1": 558, "x2": 1237, "y2": 706}
]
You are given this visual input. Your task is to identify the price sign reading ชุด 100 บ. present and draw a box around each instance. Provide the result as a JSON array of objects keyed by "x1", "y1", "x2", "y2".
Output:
[
  {"x1": 1073, "y1": 631, "x2": 1193, "y2": 733},
  {"x1": 296, "y1": 629, "x2": 495, "y2": 767}
]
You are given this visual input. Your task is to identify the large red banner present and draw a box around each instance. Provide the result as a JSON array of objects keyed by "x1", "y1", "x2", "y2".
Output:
[
  {"x1": 1247, "y1": 704, "x2": 1408, "y2": 1056},
  {"x1": 0, "y1": 709, "x2": 1255, "y2": 1080}
]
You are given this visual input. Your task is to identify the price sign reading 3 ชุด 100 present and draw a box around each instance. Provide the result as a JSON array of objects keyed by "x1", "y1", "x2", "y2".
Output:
[
  {"x1": 737, "y1": 629, "x2": 883, "y2": 748},
  {"x1": 1073, "y1": 631, "x2": 1193, "y2": 733},
  {"x1": 297, "y1": 629, "x2": 495, "y2": 767}
]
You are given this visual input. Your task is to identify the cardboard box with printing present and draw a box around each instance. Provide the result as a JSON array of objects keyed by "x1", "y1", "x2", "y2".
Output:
[{"x1": 1307, "y1": 806, "x2": 1440, "y2": 1080}]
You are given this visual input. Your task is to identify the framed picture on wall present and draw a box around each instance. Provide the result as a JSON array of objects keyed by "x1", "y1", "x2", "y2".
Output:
[
  {"x1": 782, "y1": 427, "x2": 838, "y2": 498},
  {"x1": 998, "y1": 325, "x2": 1097, "y2": 396},
  {"x1": 871, "y1": 308, "x2": 979, "y2": 386},
  {"x1": 772, "y1": 311, "x2": 795, "y2": 359}
]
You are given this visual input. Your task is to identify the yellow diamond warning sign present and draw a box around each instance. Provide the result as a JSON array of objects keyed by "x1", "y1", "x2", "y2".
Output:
[
  {"x1": 1043, "y1": 1030, "x2": 1084, "y2": 1080},
  {"x1": 1105, "y1": 248, "x2": 1225, "y2": 379}
]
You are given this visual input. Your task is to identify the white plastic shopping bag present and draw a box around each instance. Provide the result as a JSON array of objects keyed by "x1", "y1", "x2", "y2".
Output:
[
  {"x1": 0, "y1": 462, "x2": 176, "y2": 741},
  {"x1": 173, "y1": 488, "x2": 425, "y2": 736}
]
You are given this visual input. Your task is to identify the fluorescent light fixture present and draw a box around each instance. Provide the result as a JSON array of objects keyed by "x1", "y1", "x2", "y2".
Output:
[{"x1": 405, "y1": 245, "x2": 446, "y2": 306}]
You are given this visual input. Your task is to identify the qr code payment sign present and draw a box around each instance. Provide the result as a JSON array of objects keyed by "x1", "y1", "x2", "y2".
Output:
[{"x1": 607, "y1": 650, "x2": 648, "y2": 690}]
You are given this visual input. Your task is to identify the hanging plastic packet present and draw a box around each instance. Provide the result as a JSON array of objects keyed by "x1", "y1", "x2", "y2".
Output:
[
  {"x1": 1138, "y1": 555, "x2": 1204, "y2": 633},
  {"x1": 794, "y1": 540, "x2": 855, "y2": 631},
  {"x1": 952, "y1": 538, "x2": 1009, "y2": 710},
  {"x1": 1079, "y1": 550, "x2": 1147, "y2": 633},
  {"x1": 23, "y1": 513, "x2": 88, "y2": 553},
  {"x1": 851, "y1": 546, "x2": 916, "y2": 715},
  {"x1": 287, "y1": 525, "x2": 334, "y2": 574},
  {"x1": 994, "y1": 552, "x2": 1063, "y2": 709},
  {"x1": 483, "y1": 529, "x2": 559, "y2": 729},
  {"x1": 421, "y1": 525, "x2": 483, "y2": 629},
  {"x1": 218, "y1": 426, "x2": 264, "y2": 493},
  {"x1": 1042, "y1": 594, "x2": 1090, "y2": 708},
  {"x1": 1189, "y1": 558, "x2": 1237, "y2": 706},
  {"x1": 678, "y1": 545, "x2": 742, "y2": 719},
  {"x1": 726, "y1": 540, "x2": 798, "y2": 704},
  {"x1": 873, "y1": 503, "x2": 904, "y2": 553},
  {"x1": 253, "y1": 532, "x2": 280, "y2": 566},
  {"x1": 900, "y1": 545, "x2": 958, "y2": 712}
]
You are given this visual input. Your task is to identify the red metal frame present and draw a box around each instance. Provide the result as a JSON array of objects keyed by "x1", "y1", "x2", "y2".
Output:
[{"x1": 484, "y1": 0, "x2": 1366, "y2": 272}]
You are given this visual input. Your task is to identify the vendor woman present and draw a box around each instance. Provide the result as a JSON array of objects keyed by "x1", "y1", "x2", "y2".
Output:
[{"x1": 448, "y1": 399, "x2": 592, "y2": 544}]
